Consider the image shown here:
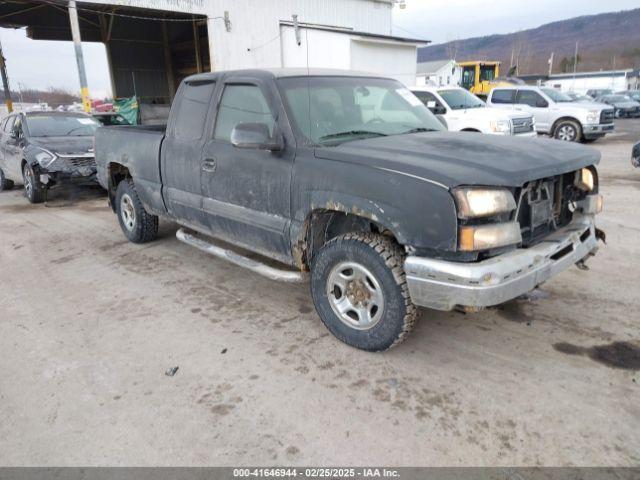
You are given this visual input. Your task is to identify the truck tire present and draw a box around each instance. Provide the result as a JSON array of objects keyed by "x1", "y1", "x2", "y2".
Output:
[
  {"x1": 115, "y1": 178, "x2": 159, "y2": 244},
  {"x1": 0, "y1": 168, "x2": 14, "y2": 191},
  {"x1": 553, "y1": 120, "x2": 582, "y2": 142},
  {"x1": 310, "y1": 232, "x2": 418, "y2": 351},
  {"x1": 22, "y1": 163, "x2": 45, "y2": 203}
]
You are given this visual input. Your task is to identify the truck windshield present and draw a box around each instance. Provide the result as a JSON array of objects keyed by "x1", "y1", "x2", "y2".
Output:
[
  {"x1": 438, "y1": 89, "x2": 485, "y2": 110},
  {"x1": 541, "y1": 88, "x2": 573, "y2": 103},
  {"x1": 26, "y1": 114, "x2": 100, "y2": 137},
  {"x1": 278, "y1": 76, "x2": 444, "y2": 145}
]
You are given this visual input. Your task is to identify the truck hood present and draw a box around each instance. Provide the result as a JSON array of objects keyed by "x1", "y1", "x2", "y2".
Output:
[
  {"x1": 609, "y1": 101, "x2": 640, "y2": 109},
  {"x1": 561, "y1": 101, "x2": 610, "y2": 111},
  {"x1": 315, "y1": 131, "x2": 600, "y2": 189},
  {"x1": 28, "y1": 136, "x2": 94, "y2": 156}
]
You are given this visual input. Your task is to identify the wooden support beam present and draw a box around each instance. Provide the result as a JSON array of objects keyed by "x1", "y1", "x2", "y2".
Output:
[{"x1": 161, "y1": 21, "x2": 175, "y2": 101}]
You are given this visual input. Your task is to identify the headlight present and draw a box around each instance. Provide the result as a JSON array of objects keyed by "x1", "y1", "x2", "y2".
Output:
[
  {"x1": 34, "y1": 149, "x2": 57, "y2": 168},
  {"x1": 490, "y1": 120, "x2": 511, "y2": 133},
  {"x1": 586, "y1": 110, "x2": 599, "y2": 123},
  {"x1": 575, "y1": 168, "x2": 594, "y2": 191},
  {"x1": 453, "y1": 187, "x2": 517, "y2": 219},
  {"x1": 459, "y1": 222, "x2": 522, "y2": 251}
]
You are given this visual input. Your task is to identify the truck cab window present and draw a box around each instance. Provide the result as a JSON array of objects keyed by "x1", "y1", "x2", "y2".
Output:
[
  {"x1": 172, "y1": 81, "x2": 215, "y2": 141},
  {"x1": 214, "y1": 85, "x2": 275, "y2": 142},
  {"x1": 491, "y1": 90, "x2": 515, "y2": 104},
  {"x1": 516, "y1": 90, "x2": 547, "y2": 108}
]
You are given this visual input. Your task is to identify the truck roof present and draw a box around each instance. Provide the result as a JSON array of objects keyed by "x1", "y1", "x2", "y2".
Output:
[{"x1": 184, "y1": 68, "x2": 395, "y2": 83}]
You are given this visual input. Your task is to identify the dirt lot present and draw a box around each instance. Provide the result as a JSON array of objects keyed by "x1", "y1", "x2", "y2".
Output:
[{"x1": 1, "y1": 121, "x2": 639, "y2": 466}]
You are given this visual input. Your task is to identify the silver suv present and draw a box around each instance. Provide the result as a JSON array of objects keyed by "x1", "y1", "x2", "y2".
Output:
[{"x1": 487, "y1": 86, "x2": 615, "y2": 143}]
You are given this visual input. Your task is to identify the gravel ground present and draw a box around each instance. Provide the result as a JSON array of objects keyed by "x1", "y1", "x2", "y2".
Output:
[{"x1": 0, "y1": 120, "x2": 639, "y2": 466}]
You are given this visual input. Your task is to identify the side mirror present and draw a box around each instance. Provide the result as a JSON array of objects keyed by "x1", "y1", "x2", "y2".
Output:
[
  {"x1": 434, "y1": 105, "x2": 447, "y2": 115},
  {"x1": 231, "y1": 122, "x2": 282, "y2": 151},
  {"x1": 536, "y1": 99, "x2": 549, "y2": 108},
  {"x1": 10, "y1": 126, "x2": 19, "y2": 139}
]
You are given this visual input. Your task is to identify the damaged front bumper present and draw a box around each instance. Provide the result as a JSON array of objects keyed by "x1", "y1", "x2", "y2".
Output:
[{"x1": 404, "y1": 212, "x2": 601, "y2": 312}]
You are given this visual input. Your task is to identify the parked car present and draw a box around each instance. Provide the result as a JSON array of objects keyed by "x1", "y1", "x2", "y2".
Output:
[
  {"x1": 92, "y1": 112, "x2": 132, "y2": 126},
  {"x1": 95, "y1": 69, "x2": 604, "y2": 351},
  {"x1": 410, "y1": 86, "x2": 536, "y2": 137},
  {"x1": 0, "y1": 111, "x2": 100, "y2": 202},
  {"x1": 486, "y1": 86, "x2": 615, "y2": 143},
  {"x1": 633, "y1": 142, "x2": 640, "y2": 168},
  {"x1": 594, "y1": 94, "x2": 640, "y2": 118},
  {"x1": 586, "y1": 89, "x2": 613, "y2": 99},
  {"x1": 616, "y1": 90, "x2": 640, "y2": 102}
]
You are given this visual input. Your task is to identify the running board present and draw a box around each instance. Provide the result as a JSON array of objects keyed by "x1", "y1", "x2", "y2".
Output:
[{"x1": 176, "y1": 228, "x2": 307, "y2": 283}]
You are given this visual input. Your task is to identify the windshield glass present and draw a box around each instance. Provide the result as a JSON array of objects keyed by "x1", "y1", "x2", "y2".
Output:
[
  {"x1": 438, "y1": 89, "x2": 485, "y2": 110},
  {"x1": 277, "y1": 76, "x2": 444, "y2": 146},
  {"x1": 541, "y1": 88, "x2": 573, "y2": 103},
  {"x1": 26, "y1": 114, "x2": 100, "y2": 137}
]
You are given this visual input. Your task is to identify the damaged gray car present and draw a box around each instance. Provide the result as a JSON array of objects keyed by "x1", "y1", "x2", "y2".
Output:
[
  {"x1": 0, "y1": 111, "x2": 100, "y2": 203},
  {"x1": 95, "y1": 69, "x2": 605, "y2": 352}
]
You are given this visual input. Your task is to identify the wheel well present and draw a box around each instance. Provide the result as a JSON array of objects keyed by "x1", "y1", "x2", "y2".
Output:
[
  {"x1": 107, "y1": 163, "x2": 131, "y2": 210},
  {"x1": 295, "y1": 209, "x2": 398, "y2": 269},
  {"x1": 551, "y1": 117, "x2": 581, "y2": 135}
]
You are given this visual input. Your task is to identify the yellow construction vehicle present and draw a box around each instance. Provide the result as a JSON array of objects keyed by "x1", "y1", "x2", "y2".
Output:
[{"x1": 458, "y1": 61, "x2": 517, "y2": 100}]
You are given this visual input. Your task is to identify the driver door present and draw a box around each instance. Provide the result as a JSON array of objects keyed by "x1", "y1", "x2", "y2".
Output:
[
  {"x1": 515, "y1": 90, "x2": 550, "y2": 131},
  {"x1": 200, "y1": 77, "x2": 295, "y2": 262},
  {"x1": 4, "y1": 115, "x2": 24, "y2": 181}
]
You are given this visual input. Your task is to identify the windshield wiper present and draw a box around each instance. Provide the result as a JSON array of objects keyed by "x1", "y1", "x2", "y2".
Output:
[
  {"x1": 319, "y1": 130, "x2": 387, "y2": 141},
  {"x1": 401, "y1": 127, "x2": 438, "y2": 134}
]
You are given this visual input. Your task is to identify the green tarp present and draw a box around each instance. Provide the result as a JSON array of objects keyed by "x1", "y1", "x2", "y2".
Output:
[{"x1": 113, "y1": 96, "x2": 139, "y2": 125}]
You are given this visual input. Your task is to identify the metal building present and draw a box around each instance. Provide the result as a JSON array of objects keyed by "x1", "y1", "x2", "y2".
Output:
[{"x1": 0, "y1": 0, "x2": 426, "y2": 105}]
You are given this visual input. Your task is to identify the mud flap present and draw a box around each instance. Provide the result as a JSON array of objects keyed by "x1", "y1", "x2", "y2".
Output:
[{"x1": 595, "y1": 228, "x2": 606, "y2": 244}]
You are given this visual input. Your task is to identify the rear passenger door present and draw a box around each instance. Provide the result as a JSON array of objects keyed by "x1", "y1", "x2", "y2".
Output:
[
  {"x1": 489, "y1": 89, "x2": 515, "y2": 111},
  {"x1": 200, "y1": 76, "x2": 295, "y2": 262},
  {"x1": 160, "y1": 79, "x2": 216, "y2": 229}
]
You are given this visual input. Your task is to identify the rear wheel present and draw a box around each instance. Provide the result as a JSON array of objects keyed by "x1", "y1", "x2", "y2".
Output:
[
  {"x1": 0, "y1": 168, "x2": 14, "y2": 191},
  {"x1": 115, "y1": 178, "x2": 159, "y2": 243},
  {"x1": 22, "y1": 163, "x2": 45, "y2": 203},
  {"x1": 554, "y1": 120, "x2": 582, "y2": 142},
  {"x1": 310, "y1": 232, "x2": 417, "y2": 351}
]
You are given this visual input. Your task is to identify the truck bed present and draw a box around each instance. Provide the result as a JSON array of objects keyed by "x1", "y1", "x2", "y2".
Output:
[{"x1": 95, "y1": 125, "x2": 166, "y2": 214}]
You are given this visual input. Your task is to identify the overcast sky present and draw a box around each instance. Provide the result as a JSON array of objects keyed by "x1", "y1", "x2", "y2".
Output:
[{"x1": 0, "y1": 0, "x2": 637, "y2": 98}]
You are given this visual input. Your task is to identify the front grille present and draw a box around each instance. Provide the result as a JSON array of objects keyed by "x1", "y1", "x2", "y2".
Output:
[
  {"x1": 600, "y1": 109, "x2": 614, "y2": 124},
  {"x1": 65, "y1": 156, "x2": 96, "y2": 168},
  {"x1": 512, "y1": 117, "x2": 534, "y2": 134},
  {"x1": 515, "y1": 171, "x2": 586, "y2": 247}
]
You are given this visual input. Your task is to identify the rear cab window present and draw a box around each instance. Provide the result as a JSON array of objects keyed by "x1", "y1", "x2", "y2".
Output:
[
  {"x1": 171, "y1": 80, "x2": 216, "y2": 141},
  {"x1": 491, "y1": 90, "x2": 515, "y2": 104}
]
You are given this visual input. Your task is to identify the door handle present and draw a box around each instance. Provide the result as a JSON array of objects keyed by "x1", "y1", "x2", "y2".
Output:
[{"x1": 202, "y1": 158, "x2": 216, "y2": 173}]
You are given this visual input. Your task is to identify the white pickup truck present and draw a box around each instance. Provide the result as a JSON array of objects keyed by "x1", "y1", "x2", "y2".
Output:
[
  {"x1": 411, "y1": 86, "x2": 536, "y2": 137},
  {"x1": 486, "y1": 86, "x2": 615, "y2": 143}
]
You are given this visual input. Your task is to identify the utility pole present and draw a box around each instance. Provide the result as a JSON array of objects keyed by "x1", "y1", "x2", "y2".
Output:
[
  {"x1": 548, "y1": 52, "x2": 554, "y2": 76},
  {"x1": 0, "y1": 38, "x2": 13, "y2": 113},
  {"x1": 68, "y1": 1, "x2": 91, "y2": 112}
]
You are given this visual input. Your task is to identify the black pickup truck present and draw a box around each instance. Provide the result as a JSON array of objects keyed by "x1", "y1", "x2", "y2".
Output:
[{"x1": 95, "y1": 69, "x2": 604, "y2": 351}]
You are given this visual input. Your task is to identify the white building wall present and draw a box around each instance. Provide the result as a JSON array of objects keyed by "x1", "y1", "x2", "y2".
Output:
[
  {"x1": 87, "y1": 0, "x2": 394, "y2": 71},
  {"x1": 544, "y1": 75, "x2": 629, "y2": 95},
  {"x1": 280, "y1": 28, "x2": 352, "y2": 70},
  {"x1": 350, "y1": 39, "x2": 416, "y2": 86}
]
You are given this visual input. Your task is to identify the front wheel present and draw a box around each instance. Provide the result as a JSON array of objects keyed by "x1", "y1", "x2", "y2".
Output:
[
  {"x1": 553, "y1": 120, "x2": 582, "y2": 142},
  {"x1": 22, "y1": 163, "x2": 45, "y2": 203},
  {"x1": 115, "y1": 178, "x2": 159, "y2": 243},
  {"x1": 310, "y1": 232, "x2": 417, "y2": 351}
]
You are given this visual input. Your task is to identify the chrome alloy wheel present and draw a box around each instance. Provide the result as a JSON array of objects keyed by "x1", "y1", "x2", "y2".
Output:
[
  {"x1": 120, "y1": 193, "x2": 136, "y2": 232},
  {"x1": 23, "y1": 165, "x2": 33, "y2": 197},
  {"x1": 557, "y1": 125, "x2": 577, "y2": 141},
  {"x1": 326, "y1": 261, "x2": 385, "y2": 330}
]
